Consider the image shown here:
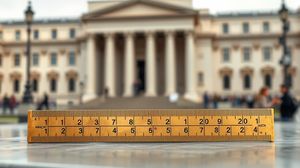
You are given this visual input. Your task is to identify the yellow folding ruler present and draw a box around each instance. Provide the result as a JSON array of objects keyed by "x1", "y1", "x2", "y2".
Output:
[{"x1": 28, "y1": 109, "x2": 274, "y2": 143}]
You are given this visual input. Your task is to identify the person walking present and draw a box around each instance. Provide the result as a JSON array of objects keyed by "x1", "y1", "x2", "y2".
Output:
[
  {"x1": 2, "y1": 94, "x2": 9, "y2": 115},
  {"x1": 9, "y1": 95, "x2": 17, "y2": 115},
  {"x1": 37, "y1": 93, "x2": 49, "y2": 110},
  {"x1": 274, "y1": 85, "x2": 298, "y2": 121},
  {"x1": 203, "y1": 92, "x2": 210, "y2": 108},
  {"x1": 255, "y1": 87, "x2": 272, "y2": 108}
]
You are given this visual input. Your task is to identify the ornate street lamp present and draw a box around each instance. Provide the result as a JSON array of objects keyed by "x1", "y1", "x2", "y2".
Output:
[
  {"x1": 22, "y1": 1, "x2": 34, "y2": 103},
  {"x1": 278, "y1": 0, "x2": 291, "y2": 88}
]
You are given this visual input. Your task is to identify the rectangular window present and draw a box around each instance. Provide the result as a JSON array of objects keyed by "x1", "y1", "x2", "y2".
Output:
[
  {"x1": 264, "y1": 74, "x2": 272, "y2": 89},
  {"x1": 51, "y1": 29, "x2": 57, "y2": 39},
  {"x1": 14, "y1": 80, "x2": 20, "y2": 93},
  {"x1": 242, "y1": 23, "x2": 250, "y2": 33},
  {"x1": 244, "y1": 75, "x2": 251, "y2": 90},
  {"x1": 68, "y1": 51, "x2": 76, "y2": 66},
  {"x1": 243, "y1": 47, "x2": 251, "y2": 62},
  {"x1": 222, "y1": 23, "x2": 229, "y2": 34},
  {"x1": 222, "y1": 48, "x2": 230, "y2": 62},
  {"x1": 68, "y1": 79, "x2": 76, "y2": 92},
  {"x1": 263, "y1": 47, "x2": 272, "y2": 61},
  {"x1": 32, "y1": 79, "x2": 38, "y2": 92},
  {"x1": 197, "y1": 72, "x2": 204, "y2": 86},
  {"x1": 50, "y1": 79, "x2": 57, "y2": 92},
  {"x1": 223, "y1": 75, "x2": 231, "y2": 90},
  {"x1": 14, "y1": 53, "x2": 21, "y2": 67},
  {"x1": 50, "y1": 53, "x2": 57, "y2": 66},
  {"x1": 32, "y1": 53, "x2": 39, "y2": 66},
  {"x1": 69, "y1": 28, "x2": 76, "y2": 39},
  {"x1": 263, "y1": 22, "x2": 270, "y2": 33},
  {"x1": 15, "y1": 30, "x2": 21, "y2": 41},
  {"x1": 33, "y1": 30, "x2": 39, "y2": 40}
]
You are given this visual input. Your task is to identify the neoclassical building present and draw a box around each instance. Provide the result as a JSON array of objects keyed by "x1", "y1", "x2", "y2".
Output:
[{"x1": 0, "y1": 0, "x2": 299, "y2": 104}]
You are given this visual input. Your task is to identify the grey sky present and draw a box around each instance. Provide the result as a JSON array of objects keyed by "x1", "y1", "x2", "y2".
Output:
[{"x1": 0, "y1": 0, "x2": 299, "y2": 20}]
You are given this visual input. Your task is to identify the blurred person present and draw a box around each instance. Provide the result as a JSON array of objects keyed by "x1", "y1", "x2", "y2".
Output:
[
  {"x1": 273, "y1": 85, "x2": 298, "y2": 121},
  {"x1": 9, "y1": 95, "x2": 17, "y2": 115},
  {"x1": 212, "y1": 94, "x2": 219, "y2": 109},
  {"x1": 246, "y1": 94, "x2": 255, "y2": 108},
  {"x1": 2, "y1": 94, "x2": 9, "y2": 115},
  {"x1": 37, "y1": 93, "x2": 49, "y2": 110},
  {"x1": 203, "y1": 92, "x2": 210, "y2": 108},
  {"x1": 255, "y1": 87, "x2": 272, "y2": 108}
]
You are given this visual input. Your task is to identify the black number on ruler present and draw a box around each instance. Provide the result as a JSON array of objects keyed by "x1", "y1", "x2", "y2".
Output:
[
  {"x1": 61, "y1": 128, "x2": 66, "y2": 135},
  {"x1": 165, "y1": 119, "x2": 171, "y2": 125},
  {"x1": 79, "y1": 128, "x2": 83, "y2": 134},
  {"x1": 253, "y1": 127, "x2": 258, "y2": 133},
  {"x1": 240, "y1": 127, "x2": 245, "y2": 133},
  {"x1": 112, "y1": 119, "x2": 116, "y2": 125},
  {"x1": 149, "y1": 128, "x2": 153, "y2": 133},
  {"x1": 184, "y1": 127, "x2": 189, "y2": 133},
  {"x1": 77, "y1": 119, "x2": 82, "y2": 126},
  {"x1": 44, "y1": 129, "x2": 48, "y2": 134},
  {"x1": 61, "y1": 120, "x2": 64, "y2": 125},
  {"x1": 112, "y1": 128, "x2": 117, "y2": 133},
  {"x1": 199, "y1": 119, "x2": 209, "y2": 125},
  {"x1": 226, "y1": 127, "x2": 231, "y2": 134},
  {"x1": 147, "y1": 119, "x2": 152, "y2": 125},
  {"x1": 166, "y1": 127, "x2": 171, "y2": 133},
  {"x1": 200, "y1": 127, "x2": 204, "y2": 133},
  {"x1": 238, "y1": 118, "x2": 248, "y2": 124},
  {"x1": 184, "y1": 118, "x2": 188, "y2": 125},
  {"x1": 214, "y1": 127, "x2": 219, "y2": 133},
  {"x1": 131, "y1": 128, "x2": 135, "y2": 134},
  {"x1": 256, "y1": 118, "x2": 259, "y2": 124},
  {"x1": 217, "y1": 119, "x2": 222, "y2": 124},
  {"x1": 129, "y1": 119, "x2": 134, "y2": 125},
  {"x1": 96, "y1": 128, "x2": 100, "y2": 134},
  {"x1": 45, "y1": 120, "x2": 48, "y2": 125},
  {"x1": 95, "y1": 119, "x2": 99, "y2": 126}
]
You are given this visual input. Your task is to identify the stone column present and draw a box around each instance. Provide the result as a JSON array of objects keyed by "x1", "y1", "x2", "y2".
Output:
[
  {"x1": 145, "y1": 31, "x2": 157, "y2": 97},
  {"x1": 83, "y1": 34, "x2": 97, "y2": 102},
  {"x1": 123, "y1": 32, "x2": 135, "y2": 97},
  {"x1": 184, "y1": 31, "x2": 199, "y2": 101},
  {"x1": 165, "y1": 31, "x2": 176, "y2": 96},
  {"x1": 104, "y1": 33, "x2": 116, "y2": 97}
]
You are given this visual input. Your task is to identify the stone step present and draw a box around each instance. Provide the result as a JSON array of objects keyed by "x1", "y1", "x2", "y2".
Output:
[{"x1": 77, "y1": 97, "x2": 202, "y2": 109}]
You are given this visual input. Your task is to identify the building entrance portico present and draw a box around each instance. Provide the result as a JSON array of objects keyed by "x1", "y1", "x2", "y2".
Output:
[{"x1": 81, "y1": 0, "x2": 199, "y2": 102}]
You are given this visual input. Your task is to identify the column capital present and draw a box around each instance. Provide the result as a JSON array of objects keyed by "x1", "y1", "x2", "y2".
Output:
[
  {"x1": 86, "y1": 33, "x2": 96, "y2": 39},
  {"x1": 184, "y1": 30, "x2": 195, "y2": 36},
  {"x1": 164, "y1": 30, "x2": 175, "y2": 36},
  {"x1": 124, "y1": 31, "x2": 135, "y2": 38},
  {"x1": 145, "y1": 30, "x2": 156, "y2": 37},
  {"x1": 104, "y1": 32, "x2": 115, "y2": 38}
]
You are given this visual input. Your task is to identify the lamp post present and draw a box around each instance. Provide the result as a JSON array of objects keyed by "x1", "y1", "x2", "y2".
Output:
[
  {"x1": 22, "y1": 1, "x2": 34, "y2": 103},
  {"x1": 278, "y1": 0, "x2": 291, "y2": 88}
]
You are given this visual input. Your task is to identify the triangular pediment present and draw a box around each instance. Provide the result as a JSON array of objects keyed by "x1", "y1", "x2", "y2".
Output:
[{"x1": 83, "y1": 0, "x2": 196, "y2": 20}]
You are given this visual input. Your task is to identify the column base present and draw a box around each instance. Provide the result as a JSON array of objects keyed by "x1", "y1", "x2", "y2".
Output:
[
  {"x1": 123, "y1": 92, "x2": 134, "y2": 98},
  {"x1": 145, "y1": 92, "x2": 157, "y2": 97},
  {"x1": 184, "y1": 92, "x2": 200, "y2": 103},
  {"x1": 82, "y1": 93, "x2": 97, "y2": 103}
]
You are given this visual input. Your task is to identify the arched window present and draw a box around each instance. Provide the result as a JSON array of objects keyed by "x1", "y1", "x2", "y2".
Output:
[
  {"x1": 264, "y1": 74, "x2": 272, "y2": 89},
  {"x1": 223, "y1": 75, "x2": 231, "y2": 90},
  {"x1": 68, "y1": 78, "x2": 76, "y2": 92},
  {"x1": 244, "y1": 75, "x2": 251, "y2": 90},
  {"x1": 14, "y1": 79, "x2": 20, "y2": 93},
  {"x1": 32, "y1": 79, "x2": 38, "y2": 92},
  {"x1": 50, "y1": 79, "x2": 57, "y2": 93}
]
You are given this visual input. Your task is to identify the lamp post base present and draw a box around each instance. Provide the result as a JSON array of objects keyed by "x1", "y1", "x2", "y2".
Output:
[{"x1": 22, "y1": 84, "x2": 33, "y2": 104}]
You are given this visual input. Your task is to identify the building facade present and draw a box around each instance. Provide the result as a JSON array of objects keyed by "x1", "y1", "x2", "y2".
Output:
[{"x1": 0, "y1": 0, "x2": 299, "y2": 104}]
